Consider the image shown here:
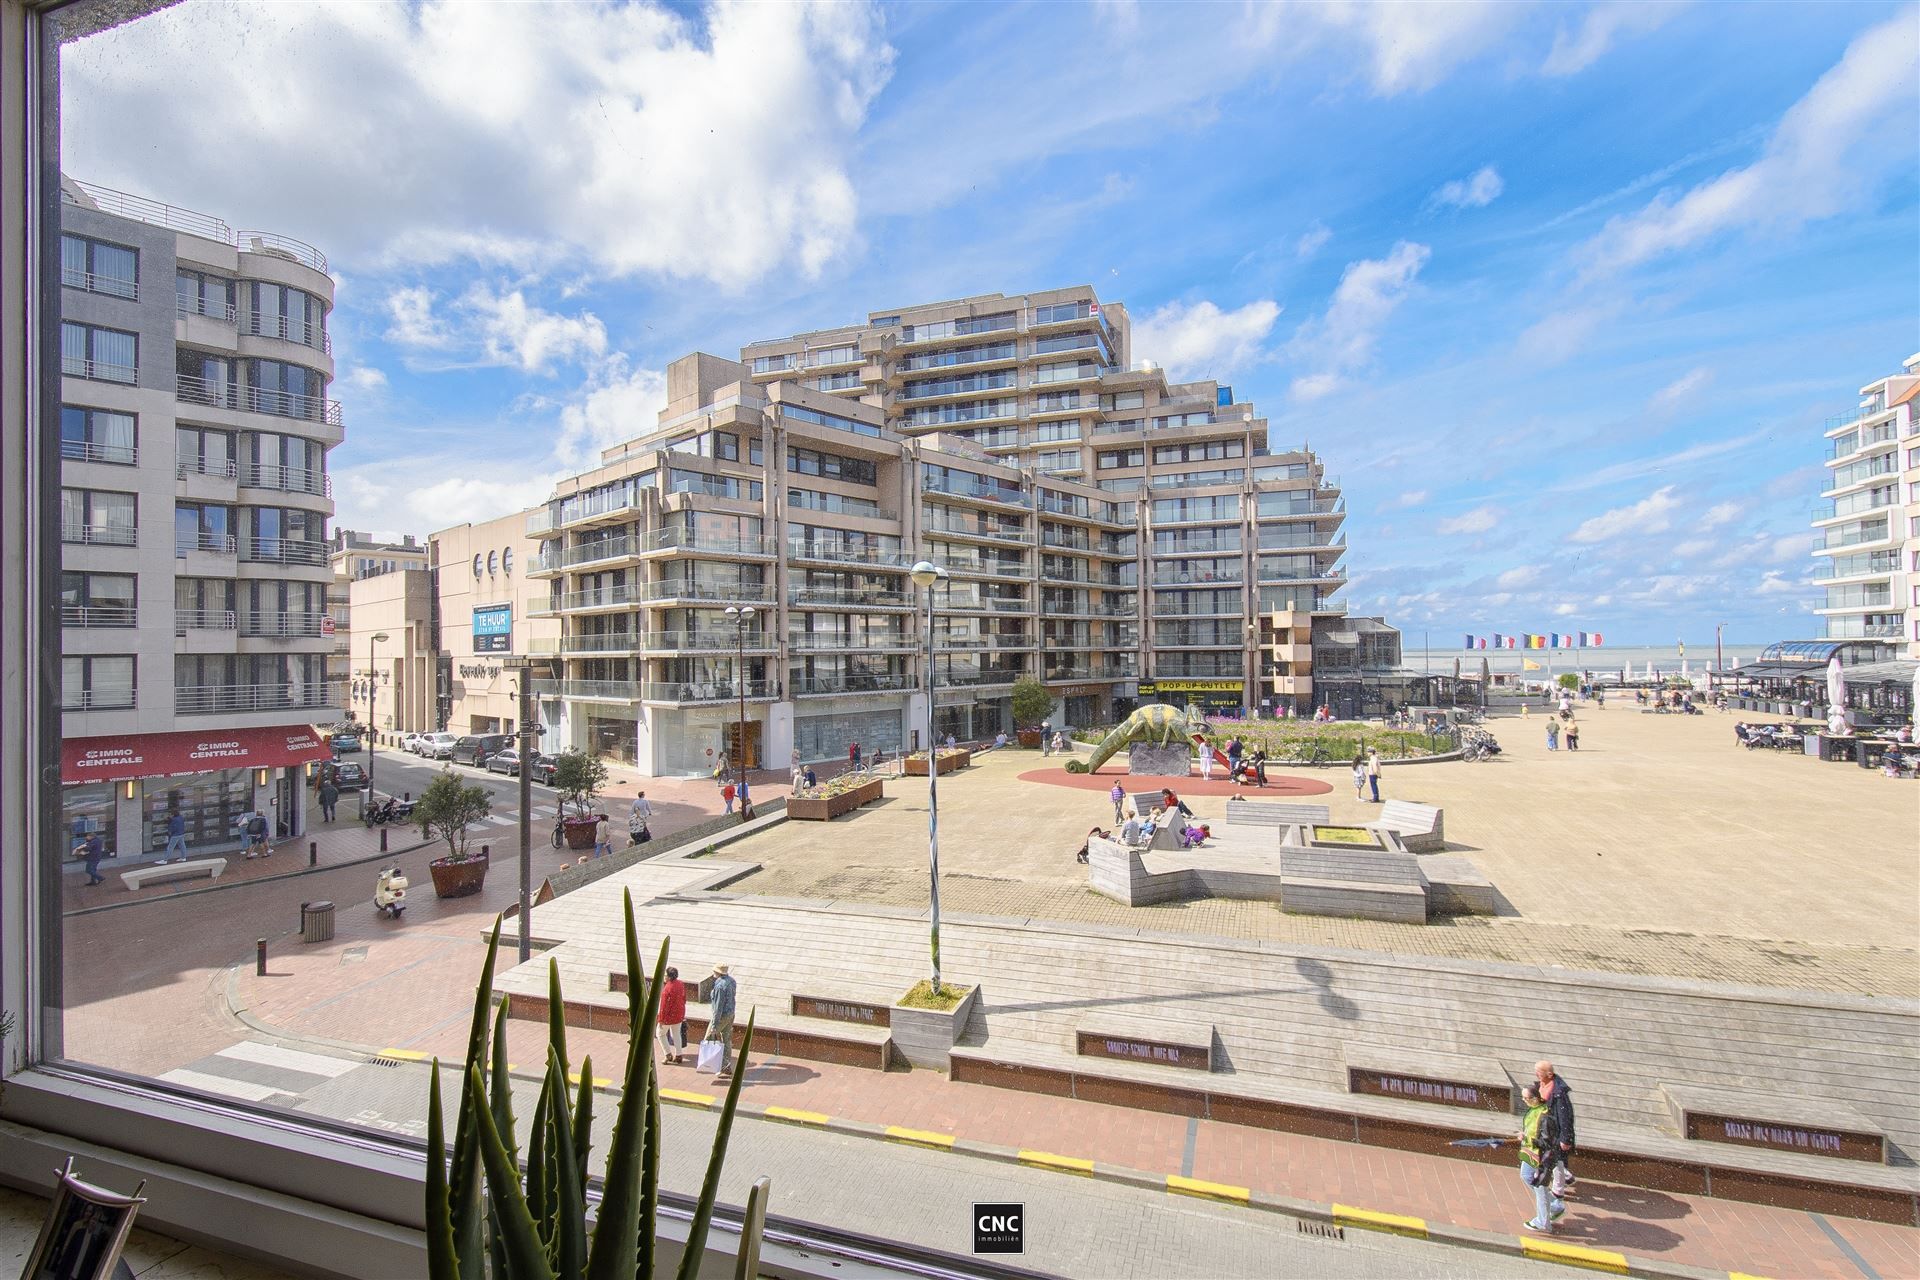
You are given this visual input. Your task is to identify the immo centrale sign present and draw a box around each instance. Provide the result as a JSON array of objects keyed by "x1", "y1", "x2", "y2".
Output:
[{"x1": 472, "y1": 603, "x2": 513, "y2": 653}]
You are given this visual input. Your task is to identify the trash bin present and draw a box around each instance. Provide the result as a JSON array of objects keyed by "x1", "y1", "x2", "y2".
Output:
[
  {"x1": 1803, "y1": 733, "x2": 1819, "y2": 756},
  {"x1": 300, "y1": 899, "x2": 336, "y2": 943}
]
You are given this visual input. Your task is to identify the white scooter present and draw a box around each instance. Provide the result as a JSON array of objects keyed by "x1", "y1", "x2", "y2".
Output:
[{"x1": 374, "y1": 866, "x2": 409, "y2": 919}]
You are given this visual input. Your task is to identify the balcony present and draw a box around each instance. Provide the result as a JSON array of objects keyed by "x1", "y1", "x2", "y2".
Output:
[
  {"x1": 553, "y1": 583, "x2": 644, "y2": 613},
  {"x1": 555, "y1": 491, "x2": 643, "y2": 530},
  {"x1": 62, "y1": 354, "x2": 138, "y2": 385},
  {"x1": 175, "y1": 608, "x2": 237, "y2": 634},
  {"x1": 924, "y1": 522, "x2": 1032, "y2": 547},
  {"x1": 940, "y1": 594, "x2": 1030, "y2": 614},
  {"x1": 61, "y1": 604, "x2": 136, "y2": 628},
  {"x1": 61, "y1": 685, "x2": 136, "y2": 711},
  {"x1": 63, "y1": 522, "x2": 137, "y2": 548},
  {"x1": 527, "y1": 508, "x2": 559, "y2": 538},
  {"x1": 532, "y1": 535, "x2": 644, "y2": 576},
  {"x1": 174, "y1": 681, "x2": 344, "y2": 715},
  {"x1": 1153, "y1": 569, "x2": 1244, "y2": 586},
  {"x1": 178, "y1": 295, "x2": 237, "y2": 324},
  {"x1": 557, "y1": 679, "x2": 641, "y2": 703},
  {"x1": 639, "y1": 529, "x2": 778, "y2": 559},
  {"x1": 240, "y1": 611, "x2": 329, "y2": 639},
  {"x1": 932, "y1": 670, "x2": 1023, "y2": 690},
  {"x1": 787, "y1": 633, "x2": 914, "y2": 653},
  {"x1": 62, "y1": 266, "x2": 138, "y2": 301},
  {"x1": 557, "y1": 632, "x2": 641, "y2": 655},
  {"x1": 791, "y1": 673, "x2": 915, "y2": 697},
  {"x1": 640, "y1": 679, "x2": 778, "y2": 705},
  {"x1": 1044, "y1": 665, "x2": 1137, "y2": 683},
  {"x1": 178, "y1": 456, "x2": 238, "y2": 481},
  {"x1": 175, "y1": 530, "x2": 237, "y2": 557},
  {"x1": 177, "y1": 373, "x2": 344, "y2": 426},
  {"x1": 640, "y1": 631, "x2": 778, "y2": 654},
  {"x1": 787, "y1": 586, "x2": 914, "y2": 610},
  {"x1": 939, "y1": 558, "x2": 1028, "y2": 579},
  {"x1": 922, "y1": 476, "x2": 1026, "y2": 508},
  {"x1": 61, "y1": 439, "x2": 137, "y2": 466},
  {"x1": 241, "y1": 310, "x2": 332, "y2": 356},
  {"x1": 239, "y1": 462, "x2": 331, "y2": 498},
  {"x1": 787, "y1": 540, "x2": 906, "y2": 569},
  {"x1": 241, "y1": 537, "x2": 329, "y2": 567},
  {"x1": 634, "y1": 580, "x2": 776, "y2": 606},
  {"x1": 1261, "y1": 497, "x2": 1344, "y2": 519},
  {"x1": 937, "y1": 632, "x2": 1035, "y2": 651}
]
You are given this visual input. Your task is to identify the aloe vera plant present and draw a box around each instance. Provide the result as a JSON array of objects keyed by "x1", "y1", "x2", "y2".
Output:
[{"x1": 426, "y1": 890, "x2": 757, "y2": 1278}]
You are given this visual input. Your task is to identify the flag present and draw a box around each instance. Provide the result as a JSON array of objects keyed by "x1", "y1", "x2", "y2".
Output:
[
  {"x1": 1464, "y1": 633, "x2": 1476, "y2": 649},
  {"x1": 1504, "y1": 636, "x2": 1518, "y2": 649},
  {"x1": 1492, "y1": 633, "x2": 1504, "y2": 648},
  {"x1": 1578, "y1": 632, "x2": 1590, "y2": 647},
  {"x1": 1090, "y1": 301, "x2": 1102, "y2": 321},
  {"x1": 1550, "y1": 633, "x2": 1564, "y2": 648},
  {"x1": 1529, "y1": 634, "x2": 1546, "y2": 649},
  {"x1": 1523, "y1": 658, "x2": 1542, "y2": 671},
  {"x1": 1591, "y1": 632, "x2": 1603, "y2": 647}
]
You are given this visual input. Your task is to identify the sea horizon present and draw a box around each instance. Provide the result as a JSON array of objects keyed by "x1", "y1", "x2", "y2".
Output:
[{"x1": 1402, "y1": 642, "x2": 1772, "y2": 676}]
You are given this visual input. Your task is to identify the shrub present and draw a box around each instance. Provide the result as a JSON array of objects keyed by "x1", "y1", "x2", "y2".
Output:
[
  {"x1": 551, "y1": 749, "x2": 608, "y2": 818},
  {"x1": 1010, "y1": 675, "x2": 1052, "y2": 729},
  {"x1": 414, "y1": 770, "x2": 493, "y2": 862}
]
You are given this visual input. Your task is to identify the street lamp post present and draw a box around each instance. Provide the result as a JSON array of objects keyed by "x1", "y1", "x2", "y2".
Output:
[
  {"x1": 909, "y1": 560, "x2": 949, "y2": 994},
  {"x1": 1716, "y1": 621, "x2": 1726, "y2": 674},
  {"x1": 367, "y1": 632, "x2": 389, "y2": 806},
  {"x1": 506, "y1": 656, "x2": 550, "y2": 963},
  {"x1": 725, "y1": 605, "x2": 756, "y2": 824}
]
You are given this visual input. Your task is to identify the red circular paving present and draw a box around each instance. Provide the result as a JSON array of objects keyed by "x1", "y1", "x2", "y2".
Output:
[{"x1": 1016, "y1": 766, "x2": 1332, "y2": 797}]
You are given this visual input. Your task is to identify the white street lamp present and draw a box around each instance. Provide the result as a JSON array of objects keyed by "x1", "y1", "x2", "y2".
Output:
[
  {"x1": 725, "y1": 604, "x2": 757, "y2": 824},
  {"x1": 909, "y1": 559, "x2": 949, "y2": 993}
]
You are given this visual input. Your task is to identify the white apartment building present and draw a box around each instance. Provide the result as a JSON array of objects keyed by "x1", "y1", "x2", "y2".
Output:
[
  {"x1": 1814, "y1": 353, "x2": 1920, "y2": 656},
  {"x1": 58, "y1": 179, "x2": 343, "y2": 856}
]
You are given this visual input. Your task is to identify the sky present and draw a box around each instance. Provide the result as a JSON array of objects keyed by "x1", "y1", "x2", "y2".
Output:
[{"x1": 58, "y1": 0, "x2": 1920, "y2": 645}]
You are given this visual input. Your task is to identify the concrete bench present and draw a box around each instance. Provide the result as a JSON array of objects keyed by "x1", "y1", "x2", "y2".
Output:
[
  {"x1": 1077, "y1": 1016, "x2": 1215, "y2": 1072},
  {"x1": 120, "y1": 857, "x2": 226, "y2": 890},
  {"x1": 1221, "y1": 799, "x2": 1332, "y2": 826},
  {"x1": 1417, "y1": 855, "x2": 1496, "y2": 915},
  {"x1": 509, "y1": 985, "x2": 896, "y2": 1070},
  {"x1": 1342, "y1": 1043, "x2": 1514, "y2": 1113},
  {"x1": 1374, "y1": 800, "x2": 1445, "y2": 852},
  {"x1": 1662, "y1": 1083, "x2": 1888, "y2": 1164}
]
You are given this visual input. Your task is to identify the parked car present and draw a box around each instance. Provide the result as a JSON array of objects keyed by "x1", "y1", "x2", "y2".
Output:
[
  {"x1": 485, "y1": 748, "x2": 522, "y2": 776},
  {"x1": 451, "y1": 733, "x2": 511, "y2": 767},
  {"x1": 526, "y1": 754, "x2": 559, "y2": 785},
  {"x1": 330, "y1": 732, "x2": 362, "y2": 754},
  {"x1": 416, "y1": 732, "x2": 459, "y2": 759},
  {"x1": 333, "y1": 762, "x2": 367, "y2": 790},
  {"x1": 399, "y1": 732, "x2": 426, "y2": 754}
]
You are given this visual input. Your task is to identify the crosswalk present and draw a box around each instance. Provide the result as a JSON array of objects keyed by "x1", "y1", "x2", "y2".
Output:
[{"x1": 160, "y1": 1040, "x2": 365, "y2": 1107}]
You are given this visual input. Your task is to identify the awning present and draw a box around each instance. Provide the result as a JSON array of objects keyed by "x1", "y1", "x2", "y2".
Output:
[{"x1": 63, "y1": 725, "x2": 332, "y2": 784}]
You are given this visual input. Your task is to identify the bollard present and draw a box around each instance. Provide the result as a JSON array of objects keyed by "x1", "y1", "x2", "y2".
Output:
[
  {"x1": 482, "y1": 844, "x2": 489, "y2": 859},
  {"x1": 404, "y1": 791, "x2": 411, "y2": 802},
  {"x1": 309, "y1": 840, "x2": 318, "y2": 868},
  {"x1": 380, "y1": 827, "x2": 388, "y2": 852},
  {"x1": 256, "y1": 939, "x2": 267, "y2": 976}
]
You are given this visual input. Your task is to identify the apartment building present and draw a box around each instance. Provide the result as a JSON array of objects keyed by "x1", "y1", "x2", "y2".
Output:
[
  {"x1": 327, "y1": 528, "x2": 428, "y2": 682},
  {"x1": 424, "y1": 512, "x2": 559, "y2": 740},
  {"x1": 1814, "y1": 352, "x2": 1920, "y2": 656},
  {"x1": 57, "y1": 179, "x2": 344, "y2": 854},
  {"x1": 343, "y1": 568, "x2": 434, "y2": 747}
]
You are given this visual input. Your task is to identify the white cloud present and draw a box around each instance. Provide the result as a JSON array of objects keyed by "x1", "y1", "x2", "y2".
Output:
[
  {"x1": 1295, "y1": 222, "x2": 1333, "y2": 259},
  {"x1": 1575, "y1": 7, "x2": 1919, "y2": 279},
  {"x1": 1429, "y1": 165, "x2": 1504, "y2": 210},
  {"x1": 1132, "y1": 299, "x2": 1281, "y2": 381},
  {"x1": 1516, "y1": 300, "x2": 1622, "y2": 365},
  {"x1": 1288, "y1": 241, "x2": 1429, "y2": 400},
  {"x1": 1650, "y1": 366, "x2": 1713, "y2": 409},
  {"x1": 1397, "y1": 489, "x2": 1429, "y2": 508},
  {"x1": 1553, "y1": 602, "x2": 1579, "y2": 617},
  {"x1": 332, "y1": 465, "x2": 558, "y2": 539},
  {"x1": 1700, "y1": 500, "x2": 1744, "y2": 528},
  {"x1": 1542, "y1": 1, "x2": 1687, "y2": 77},
  {"x1": 1567, "y1": 485, "x2": 1682, "y2": 544},
  {"x1": 385, "y1": 284, "x2": 607, "y2": 375},
  {"x1": 61, "y1": 0, "x2": 894, "y2": 290},
  {"x1": 556, "y1": 355, "x2": 670, "y2": 469},
  {"x1": 1497, "y1": 564, "x2": 1544, "y2": 588},
  {"x1": 1291, "y1": 1, "x2": 1521, "y2": 94},
  {"x1": 337, "y1": 366, "x2": 389, "y2": 394},
  {"x1": 1754, "y1": 570, "x2": 1804, "y2": 596},
  {"x1": 1438, "y1": 505, "x2": 1499, "y2": 535}
]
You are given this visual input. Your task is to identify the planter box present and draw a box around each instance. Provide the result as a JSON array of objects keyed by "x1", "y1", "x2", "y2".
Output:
[
  {"x1": 787, "y1": 777, "x2": 883, "y2": 821},
  {"x1": 560, "y1": 816, "x2": 601, "y2": 850},
  {"x1": 1017, "y1": 730, "x2": 1042, "y2": 749},
  {"x1": 428, "y1": 852, "x2": 490, "y2": 899},
  {"x1": 891, "y1": 983, "x2": 981, "y2": 1071},
  {"x1": 905, "y1": 749, "x2": 971, "y2": 776}
]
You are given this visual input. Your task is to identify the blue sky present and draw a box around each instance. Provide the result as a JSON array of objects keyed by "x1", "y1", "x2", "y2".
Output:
[{"x1": 61, "y1": 0, "x2": 1920, "y2": 644}]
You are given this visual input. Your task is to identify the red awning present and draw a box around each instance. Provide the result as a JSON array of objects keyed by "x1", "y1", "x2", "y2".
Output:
[{"x1": 62, "y1": 725, "x2": 332, "y2": 784}]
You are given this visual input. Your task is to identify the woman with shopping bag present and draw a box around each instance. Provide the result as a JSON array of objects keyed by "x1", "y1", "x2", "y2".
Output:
[{"x1": 699, "y1": 963, "x2": 738, "y2": 1076}]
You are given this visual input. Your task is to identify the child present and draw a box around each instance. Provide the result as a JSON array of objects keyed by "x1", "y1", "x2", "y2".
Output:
[{"x1": 722, "y1": 781, "x2": 736, "y2": 814}]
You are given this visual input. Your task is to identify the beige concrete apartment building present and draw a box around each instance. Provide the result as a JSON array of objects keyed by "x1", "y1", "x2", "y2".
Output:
[
  {"x1": 58, "y1": 179, "x2": 344, "y2": 855},
  {"x1": 427, "y1": 512, "x2": 559, "y2": 740},
  {"x1": 343, "y1": 568, "x2": 433, "y2": 746},
  {"x1": 327, "y1": 528, "x2": 427, "y2": 683},
  {"x1": 1814, "y1": 352, "x2": 1920, "y2": 656}
]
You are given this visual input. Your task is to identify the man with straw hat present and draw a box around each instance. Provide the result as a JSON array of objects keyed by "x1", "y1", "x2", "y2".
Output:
[{"x1": 704, "y1": 963, "x2": 738, "y2": 1076}]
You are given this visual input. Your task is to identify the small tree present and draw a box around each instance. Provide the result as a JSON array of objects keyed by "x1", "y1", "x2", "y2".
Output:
[
  {"x1": 413, "y1": 769, "x2": 492, "y2": 862},
  {"x1": 1010, "y1": 675, "x2": 1052, "y2": 730},
  {"x1": 551, "y1": 748, "x2": 608, "y2": 818},
  {"x1": 1556, "y1": 672, "x2": 1580, "y2": 691}
]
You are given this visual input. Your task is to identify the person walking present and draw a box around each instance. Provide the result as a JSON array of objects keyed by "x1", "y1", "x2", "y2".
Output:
[
  {"x1": 1351, "y1": 751, "x2": 1367, "y2": 800},
  {"x1": 1226, "y1": 736, "x2": 1243, "y2": 781},
  {"x1": 161, "y1": 809, "x2": 189, "y2": 863},
  {"x1": 1250, "y1": 746, "x2": 1269, "y2": 787},
  {"x1": 657, "y1": 965, "x2": 688, "y2": 1065},
  {"x1": 1565, "y1": 719, "x2": 1581, "y2": 752},
  {"x1": 628, "y1": 792, "x2": 654, "y2": 845},
  {"x1": 849, "y1": 740, "x2": 860, "y2": 771},
  {"x1": 80, "y1": 830, "x2": 107, "y2": 885},
  {"x1": 1536, "y1": 1060, "x2": 1578, "y2": 1197},
  {"x1": 245, "y1": 809, "x2": 270, "y2": 859},
  {"x1": 1518, "y1": 1082, "x2": 1566, "y2": 1232},
  {"x1": 1199, "y1": 740, "x2": 1215, "y2": 781},
  {"x1": 705, "y1": 963, "x2": 738, "y2": 1076},
  {"x1": 736, "y1": 775, "x2": 753, "y2": 819},
  {"x1": 1366, "y1": 748, "x2": 1382, "y2": 803},
  {"x1": 317, "y1": 777, "x2": 339, "y2": 825},
  {"x1": 1546, "y1": 720, "x2": 1559, "y2": 751},
  {"x1": 593, "y1": 813, "x2": 613, "y2": 860},
  {"x1": 1109, "y1": 781, "x2": 1126, "y2": 825},
  {"x1": 721, "y1": 781, "x2": 736, "y2": 814}
]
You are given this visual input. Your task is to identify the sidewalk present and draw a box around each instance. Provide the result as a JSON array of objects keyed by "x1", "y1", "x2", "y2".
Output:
[{"x1": 226, "y1": 929, "x2": 1920, "y2": 1280}]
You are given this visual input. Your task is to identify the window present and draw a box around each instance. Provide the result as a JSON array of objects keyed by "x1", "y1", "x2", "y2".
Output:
[
  {"x1": 1102, "y1": 390, "x2": 1145, "y2": 411},
  {"x1": 901, "y1": 310, "x2": 1015, "y2": 341},
  {"x1": 487, "y1": 550, "x2": 499, "y2": 575},
  {"x1": 1153, "y1": 439, "x2": 1243, "y2": 464},
  {"x1": 247, "y1": 358, "x2": 329, "y2": 420},
  {"x1": 174, "y1": 502, "x2": 234, "y2": 555},
  {"x1": 176, "y1": 268, "x2": 236, "y2": 320},
  {"x1": 787, "y1": 445, "x2": 878, "y2": 485},
  {"x1": 899, "y1": 397, "x2": 1016, "y2": 427},
  {"x1": 1035, "y1": 449, "x2": 1080, "y2": 473},
  {"x1": 503, "y1": 547, "x2": 513, "y2": 575},
  {"x1": 60, "y1": 321, "x2": 137, "y2": 383},
  {"x1": 1032, "y1": 300, "x2": 1090, "y2": 324},
  {"x1": 61, "y1": 572, "x2": 137, "y2": 627},
  {"x1": 807, "y1": 344, "x2": 858, "y2": 366},
  {"x1": 177, "y1": 424, "x2": 234, "y2": 478},
  {"x1": 898, "y1": 339, "x2": 1017, "y2": 371},
  {"x1": 61, "y1": 487, "x2": 137, "y2": 546},
  {"x1": 246, "y1": 280, "x2": 329, "y2": 349},
  {"x1": 62, "y1": 654, "x2": 137, "y2": 710},
  {"x1": 60, "y1": 405, "x2": 136, "y2": 464},
  {"x1": 1097, "y1": 447, "x2": 1144, "y2": 470},
  {"x1": 1153, "y1": 410, "x2": 1215, "y2": 429},
  {"x1": 1151, "y1": 494, "x2": 1239, "y2": 522},
  {"x1": 900, "y1": 369, "x2": 1017, "y2": 400},
  {"x1": 61, "y1": 233, "x2": 138, "y2": 299},
  {"x1": 781, "y1": 402, "x2": 882, "y2": 438},
  {"x1": 750, "y1": 352, "x2": 796, "y2": 373}
]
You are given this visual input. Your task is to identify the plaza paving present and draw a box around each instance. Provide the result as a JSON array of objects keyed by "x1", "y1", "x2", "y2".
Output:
[{"x1": 726, "y1": 707, "x2": 1920, "y2": 997}]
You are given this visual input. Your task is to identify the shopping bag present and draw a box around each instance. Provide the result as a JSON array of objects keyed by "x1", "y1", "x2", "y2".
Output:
[{"x1": 696, "y1": 1040, "x2": 724, "y2": 1074}]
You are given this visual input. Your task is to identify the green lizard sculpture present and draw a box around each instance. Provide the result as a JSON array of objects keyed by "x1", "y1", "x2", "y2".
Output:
[{"x1": 1065, "y1": 702, "x2": 1207, "y2": 773}]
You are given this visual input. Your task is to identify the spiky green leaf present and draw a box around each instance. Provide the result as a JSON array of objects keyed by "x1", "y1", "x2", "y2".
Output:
[
  {"x1": 490, "y1": 998, "x2": 521, "y2": 1170},
  {"x1": 547, "y1": 956, "x2": 570, "y2": 1081},
  {"x1": 637, "y1": 1068, "x2": 661, "y2": 1280},
  {"x1": 545, "y1": 1048, "x2": 588, "y2": 1279},
  {"x1": 424, "y1": 1062, "x2": 460, "y2": 1280},
  {"x1": 584, "y1": 919, "x2": 669, "y2": 1280},
  {"x1": 450, "y1": 918, "x2": 505, "y2": 1280},
  {"x1": 466, "y1": 1066, "x2": 558, "y2": 1280},
  {"x1": 674, "y1": 1013, "x2": 755, "y2": 1280},
  {"x1": 572, "y1": 1053, "x2": 595, "y2": 1194},
  {"x1": 526, "y1": 1082, "x2": 552, "y2": 1259}
]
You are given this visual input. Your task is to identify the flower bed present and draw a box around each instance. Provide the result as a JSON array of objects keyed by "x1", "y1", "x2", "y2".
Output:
[
  {"x1": 1201, "y1": 718, "x2": 1456, "y2": 762},
  {"x1": 904, "y1": 748, "x2": 971, "y2": 776},
  {"x1": 787, "y1": 775, "x2": 883, "y2": 820}
]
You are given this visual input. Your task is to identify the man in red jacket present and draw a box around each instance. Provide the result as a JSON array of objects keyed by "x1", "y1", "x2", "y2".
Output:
[{"x1": 657, "y1": 966, "x2": 688, "y2": 1065}]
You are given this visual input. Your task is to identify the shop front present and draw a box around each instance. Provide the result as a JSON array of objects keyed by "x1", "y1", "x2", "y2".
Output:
[
  {"x1": 1136, "y1": 678, "x2": 1245, "y2": 716},
  {"x1": 61, "y1": 726, "x2": 332, "y2": 859},
  {"x1": 793, "y1": 701, "x2": 907, "y2": 763}
]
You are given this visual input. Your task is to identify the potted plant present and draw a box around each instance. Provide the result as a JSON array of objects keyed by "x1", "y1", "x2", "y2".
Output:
[
  {"x1": 414, "y1": 769, "x2": 494, "y2": 898},
  {"x1": 788, "y1": 770, "x2": 885, "y2": 820},
  {"x1": 891, "y1": 978, "x2": 981, "y2": 1070},
  {"x1": 426, "y1": 905, "x2": 757, "y2": 1278},
  {"x1": 1011, "y1": 675, "x2": 1051, "y2": 748},
  {"x1": 550, "y1": 749, "x2": 608, "y2": 850}
]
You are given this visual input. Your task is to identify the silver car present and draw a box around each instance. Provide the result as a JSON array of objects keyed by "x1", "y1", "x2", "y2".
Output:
[{"x1": 416, "y1": 732, "x2": 459, "y2": 759}]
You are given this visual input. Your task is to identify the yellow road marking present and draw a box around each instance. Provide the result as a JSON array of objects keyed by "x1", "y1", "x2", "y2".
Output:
[
  {"x1": 1018, "y1": 1150, "x2": 1095, "y2": 1175},
  {"x1": 1332, "y1": 1204, "x2": 1429, "y2": 1238},
  {"x1": 1167, "y1": 1174, "x2": 1251, "y2": 1204},
  {"x1": 379, "y1": 1048, "x2": 429, "y2": 1061},
  {"x1": 764, "y1": 1105, "x2": 830, "y2": 1126},
  {"x1": 565, "y1": 1072, "x2": 612, "y2": 1088},
  {"x1": 1520, "y1": 1239, "x2": 1629, "y2": 1273},
  {"x1": 884, "y1": 1125, "x2": 955, "y2": 1149},
  {"x1": 1728, "y1": 1273, "x2": 1773, "y2": 1280},
  {"x1": 659, "y1": 1088, "x2": 715, "y2": 1107}
]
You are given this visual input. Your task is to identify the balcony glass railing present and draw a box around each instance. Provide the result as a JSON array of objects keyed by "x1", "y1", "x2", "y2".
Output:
[
  {"x1": 61, "y1": 604, "x2": 136, "y2": 628},
  {"x1": 788, "y1": 586, "x2": 913, "y2": 609},
  {"x1": 633, "y1": 580, "x2": 776, "y2": 604},
  {"x1": 938, "y1": 557, "x2": 1027, "y2": 578},
  {"x1": 787, "y1": 540, "x2": 906, "y2": 567},
  {"x1": 557, "y1": 679, "x2": 640, "y2": 702},
  {"x1": 790, "y1": 673, "x2": 915, "y2": 696},
  {"x1": 555, "y1": 584, "x2": 643, "y2": 611},
  {"x1": 787, "y1": 633, "x2": 912, "y2": 652},
  {"x1": 641, "y1": 631, "x2": 777, "y2": 652},
  {"x1": 925, "y1": 520, "x2": 1032, "y2": 544},
  {"x1": 640, "y1": 679, "x2": 778, "y2": 702},
  {"x1": 174, "y1": 681, "x2": 344, "y2": 715},
  {"x1": 923, "y1": 476, "x2": 1026, "y2": 506},
  {"x1": 557, "y1": 633, "x2": 639, "y2": 654},
  {"x1": 932, "y1": 669, "x2": 1025, "y2": 688}
]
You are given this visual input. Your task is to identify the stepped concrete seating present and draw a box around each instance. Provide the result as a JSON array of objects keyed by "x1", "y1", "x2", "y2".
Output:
[
  {"x1": 120, "y1": 857, "x2": 225, "y2": 890},
  {"x1": 1277, "y1": 845, "x2": 1428, "y2": 924},
  {"x1": 1663, "y1": 1084, "x2": 1888, "y2": 1164},
  {"x1": 1221, "y1": 799, "x2": 1332, "y2": 827},
  {"x1": 1372, "y1": 800, "x2": 1446, "y2": 852},
  {"x1": 1076, "y1": 1015, "x2": 1216, "y2": 1072},
  {"x1": 1342, "y1": 1043, "x2": 1514, "y2": 1113},
  {"x1": 1416, "y1": 855, "x2": 1496, "y2": 916}
]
